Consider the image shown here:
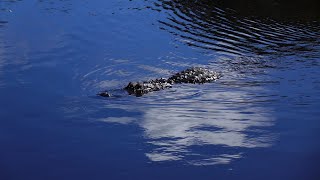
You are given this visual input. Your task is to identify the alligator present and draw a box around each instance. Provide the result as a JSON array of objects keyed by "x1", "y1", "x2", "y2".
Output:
[{"x1": 98, "y1": 67, "x2": 221, "y2": 97}]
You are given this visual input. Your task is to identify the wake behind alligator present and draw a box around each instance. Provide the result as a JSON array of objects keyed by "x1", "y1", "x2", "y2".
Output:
[{"x1": 98, "y1": 67, "x2": 221, "y2": 97}]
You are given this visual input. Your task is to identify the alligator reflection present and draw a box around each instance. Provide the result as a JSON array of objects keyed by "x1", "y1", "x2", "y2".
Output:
[
  {"x1": 149, "y1": 0, "x2": 320, "y2": 57},
  {"x1": 99, "y1": 84, "x2": 275, "y2": 165}
]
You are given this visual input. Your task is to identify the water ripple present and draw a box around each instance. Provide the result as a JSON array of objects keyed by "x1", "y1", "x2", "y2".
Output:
[{"x1": 144, "y1": 0, "x2": 320, "y2": 57}]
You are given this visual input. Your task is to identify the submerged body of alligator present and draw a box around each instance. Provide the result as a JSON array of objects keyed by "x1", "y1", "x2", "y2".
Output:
[{"x1": 98, "y1": 67, "x2": 221, "y2": 97}]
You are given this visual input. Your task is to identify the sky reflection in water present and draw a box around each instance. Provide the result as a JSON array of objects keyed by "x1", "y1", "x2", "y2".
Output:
[{"x1": 98, "y1": 80, "x2": 276, "y2": 165}]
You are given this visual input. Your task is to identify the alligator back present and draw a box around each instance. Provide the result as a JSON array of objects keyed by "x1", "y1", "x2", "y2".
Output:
[{"x1": 99, "y1": 67, "x2": 221, "y2": 97}]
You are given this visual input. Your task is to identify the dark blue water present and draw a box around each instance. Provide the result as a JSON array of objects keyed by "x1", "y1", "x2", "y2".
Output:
[{"x1": 1, "y1": 0, "x2": 320, "y2": 179}]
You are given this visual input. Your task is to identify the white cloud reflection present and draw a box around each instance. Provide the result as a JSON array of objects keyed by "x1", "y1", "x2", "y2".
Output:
[
  {"x1": 100, "y1": 83, "x2": 276, "y2": 166},
  {"x1": 98, "y1": 117, "x2": 136, "y2": 125}
]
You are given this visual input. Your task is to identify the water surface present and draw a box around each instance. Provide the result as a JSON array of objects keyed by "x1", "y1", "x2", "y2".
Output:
[{"x1": 0, "y1": 0, "x2": 320, "y2": 179}]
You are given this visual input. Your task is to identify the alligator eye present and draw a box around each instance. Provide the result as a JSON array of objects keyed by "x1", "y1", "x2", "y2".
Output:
[{"x1": 99, "y1": 92, "x2": 111, "y2": 97}]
